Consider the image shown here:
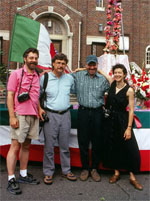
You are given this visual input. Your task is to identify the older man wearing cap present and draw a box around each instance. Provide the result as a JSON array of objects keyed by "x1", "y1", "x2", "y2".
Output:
[{"x1": 73, "y1": 55, "x2": 109, "y2": 182}]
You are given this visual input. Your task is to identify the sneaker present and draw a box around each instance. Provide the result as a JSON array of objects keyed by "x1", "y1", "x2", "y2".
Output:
[
  {"x1": 18, "y1": 173, "x2": 40, "y2": 185},
  {"x1": 91, "y1": 169, "x2": 101, "y2": 182},
  {"x1": 80, "y1": 170, "x2": 89, "y2": 181},
  {"x1": 7, "y1": 178, "x2": 22, "y2": 195}
]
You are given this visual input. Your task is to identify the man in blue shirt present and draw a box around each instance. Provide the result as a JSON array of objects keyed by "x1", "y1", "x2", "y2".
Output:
[
  {"x1": 39, "y1": 53, "x2": 77, "y2": 185},
  {"x1": 73, "y1": 55, "x2": 110, "y2": 182}
]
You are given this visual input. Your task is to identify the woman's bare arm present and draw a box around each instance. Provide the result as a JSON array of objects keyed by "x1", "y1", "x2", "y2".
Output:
[
  {"x1": 97, "y1": 69, "x2": 113, "y2": 84},
  {"x1": 124, "y1": 87, "x2": 134, "y2": 140}
]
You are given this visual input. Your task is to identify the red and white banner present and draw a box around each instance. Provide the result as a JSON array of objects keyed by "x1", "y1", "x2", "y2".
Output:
[{"x1": 0, "y1": 126, "x2": 150, "y2": 171}]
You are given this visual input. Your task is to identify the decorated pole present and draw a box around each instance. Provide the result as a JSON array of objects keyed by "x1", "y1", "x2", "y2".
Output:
[
  {"x1": 104, "y1": 0, "x2": 123, "y2": 54},
  {"x1": 98, "y1": 0, "x2": 131, "y2": 79},
  {"x1": 120, "y1": 3, "x2": 125, "y2": 54}
]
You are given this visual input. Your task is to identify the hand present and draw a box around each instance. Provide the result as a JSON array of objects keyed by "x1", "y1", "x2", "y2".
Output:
[
  {"x1": 10, "y1": 117, "x2": 19, "y2": 129},
  {"x1": 123, "y1": 128, "x2": 131, "y2": 140},
  {"x1": 39, "y1": 108, "x2": 46, "y2": 121}
]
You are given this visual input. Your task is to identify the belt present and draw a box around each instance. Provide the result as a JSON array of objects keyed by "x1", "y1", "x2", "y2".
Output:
[
  {"x1": 46, "y1": 107, "x2": 70, "y2": 114},
  {"x1": 79, "y1": 105, "x2": 102, "y2": 110}
]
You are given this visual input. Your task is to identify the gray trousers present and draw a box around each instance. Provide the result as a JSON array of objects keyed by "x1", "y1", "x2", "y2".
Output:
[{"x1": 43, "y1": 110, "x2": 71, "y2": 176}]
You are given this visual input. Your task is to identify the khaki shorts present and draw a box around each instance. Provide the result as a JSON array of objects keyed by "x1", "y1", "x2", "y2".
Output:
[{"x1": 10, "y1": 113, "x2": 39, "y2": 143}]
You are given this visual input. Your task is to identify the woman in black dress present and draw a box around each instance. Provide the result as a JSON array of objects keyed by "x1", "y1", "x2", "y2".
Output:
[{"x1": 100, "y1": 64, "x2": 143, "y2": 190}]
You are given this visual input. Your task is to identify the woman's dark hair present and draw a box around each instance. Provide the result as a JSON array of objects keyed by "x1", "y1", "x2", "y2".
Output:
[
  {"x1": 112, "y1": 63, "x2": 127, "y2": 76},
  {"x1": 23, "y1": 48, "x2": 39, "y2": 58},
  {"x1": 52, "y1": 53, "x2": 68, "y2": 64},
  {"x1": 112, "y1": 63, "x2": 128, "y2": 83}
]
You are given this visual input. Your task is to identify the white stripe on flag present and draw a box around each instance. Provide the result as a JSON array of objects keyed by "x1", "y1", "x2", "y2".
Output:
[{"x1": 37, "y1": 24, "x2": 52, "y2": 67}]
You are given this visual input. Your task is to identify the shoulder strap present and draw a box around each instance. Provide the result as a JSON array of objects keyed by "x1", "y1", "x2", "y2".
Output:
[
  {"x1": 18, "y1": 69, "x2": 24, "y2": 95},
  {"x1": 35, "y1": 68, "x2": 40, "y2": 76},
  {"x1": 43, "y1": 72, "x2": 48, "y2": 92}
]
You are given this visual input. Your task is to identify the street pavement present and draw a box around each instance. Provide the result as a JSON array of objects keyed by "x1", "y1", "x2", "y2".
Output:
[{"x1": 0, "y1": 156, "x2": 150, "y2": 201}]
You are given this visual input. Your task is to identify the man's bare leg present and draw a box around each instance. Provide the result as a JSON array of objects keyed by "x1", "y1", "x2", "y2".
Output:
[
  {"x1": 7, "y1": 139, "x2": 20, "y2": 176},
  {"x1": 19, "y1": 138, "x2": 31, "y2": 170}
]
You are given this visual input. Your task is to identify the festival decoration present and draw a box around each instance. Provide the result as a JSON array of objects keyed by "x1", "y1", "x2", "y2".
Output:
[
  {"x1": 130, "y1": 64, "x2": 150, "y2": 103},
  {"x1": 104, "y1": 0, "x2": 123, "y2": 53}
]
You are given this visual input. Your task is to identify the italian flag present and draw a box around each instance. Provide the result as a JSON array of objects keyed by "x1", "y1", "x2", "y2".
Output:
[{"x1": 9, "y1": 14, "x2": 56, "y2": 69}]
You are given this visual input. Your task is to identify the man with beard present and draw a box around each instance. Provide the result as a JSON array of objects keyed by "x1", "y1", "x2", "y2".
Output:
[
  {"x1": 39, "y1": 53, "x2": 77, "y2": 185},
  {"x1": 6, "y1": 48, "x2": 40, "y2": 195}
]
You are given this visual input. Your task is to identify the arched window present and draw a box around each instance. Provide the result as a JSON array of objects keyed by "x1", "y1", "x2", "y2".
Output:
[{"x1": 146, "y1": 45, "x2": 150, "y2": 69}]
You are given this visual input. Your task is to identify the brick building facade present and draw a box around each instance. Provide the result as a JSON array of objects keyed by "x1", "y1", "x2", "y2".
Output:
[{"x1": 0, "y1": 0, "x2": 150, "y2": 70}]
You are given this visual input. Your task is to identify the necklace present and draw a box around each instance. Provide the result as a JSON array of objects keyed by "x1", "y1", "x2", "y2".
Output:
[
  {"x1": 116, "y1": 83, "x2": 126, "y2": 93},
  {"x1": 116, "y1": 83, "x2": 126, "y2": 89}
]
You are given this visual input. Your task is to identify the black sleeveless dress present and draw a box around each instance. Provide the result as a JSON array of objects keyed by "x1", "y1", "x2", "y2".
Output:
[{"x1": 103, "y1": 81, "x2": 140, "y2": 173}]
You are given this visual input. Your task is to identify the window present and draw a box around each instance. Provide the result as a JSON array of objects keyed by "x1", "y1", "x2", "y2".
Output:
[
  {"x1": 0, "y1": 37, "x2": 2, "y2": 65},
  {"x1": 96, "y1": 0, "x2": 105, "y2": 11},
  {"x1": 146, "y1": 46, "x2": 150, "y2": 69},
  {"x1": 92, "y1": 42, "x2": 105, "y2": 57},
  {"x1": 97, "y1": 0, "x2": 103, "y2": 7},
  {"x1": 52, "y1": 40, "x2": 62, "y2": 53}
]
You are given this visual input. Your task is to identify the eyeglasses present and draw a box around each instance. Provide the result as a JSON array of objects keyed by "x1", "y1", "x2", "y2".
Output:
[{"x1": 55, "y1": 61, "x2": 66, "y2": 66}]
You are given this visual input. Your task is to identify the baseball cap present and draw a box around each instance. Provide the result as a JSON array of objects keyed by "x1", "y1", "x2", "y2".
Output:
[{"x1": 86, "y1": 55, "x2": 98, "y2": 64}]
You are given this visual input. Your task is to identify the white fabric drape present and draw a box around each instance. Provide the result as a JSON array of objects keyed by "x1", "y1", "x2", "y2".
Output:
[{"x1": 98, "y1": 54, "x2": 131, "y2": 79}]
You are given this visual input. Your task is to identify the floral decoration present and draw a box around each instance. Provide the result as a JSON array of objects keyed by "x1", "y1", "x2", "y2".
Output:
[
  {"x1": 104, "y1": 0, "x2": 123, "y2": 53},
  {"x1": 129, "y1": 64, "x2": 150, "y2": 101}
]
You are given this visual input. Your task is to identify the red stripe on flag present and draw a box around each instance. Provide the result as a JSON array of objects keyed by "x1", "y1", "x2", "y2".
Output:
[
  {"x1": 37, "y1": 65, "x2": 52, "y2": 70},
  {"x1": 50, "y1": 43, "x2": 56, "y2": 58}
]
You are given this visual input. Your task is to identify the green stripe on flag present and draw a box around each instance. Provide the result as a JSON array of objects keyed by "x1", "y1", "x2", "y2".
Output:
[{"x1": 9, "y1": 14, "x2": 40, "y2": 63}]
